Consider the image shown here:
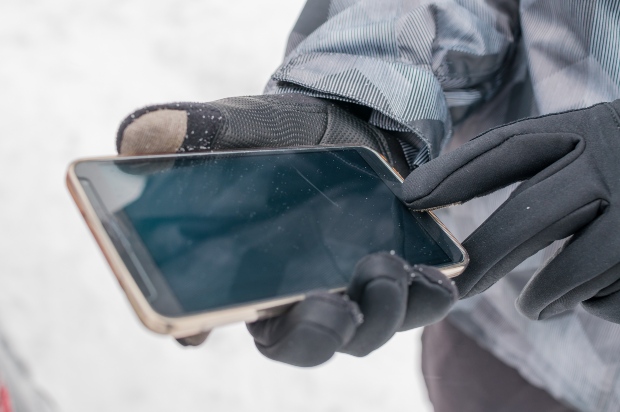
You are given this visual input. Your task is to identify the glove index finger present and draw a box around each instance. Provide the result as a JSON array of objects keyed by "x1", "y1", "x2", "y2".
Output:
[
  {"x1": 339, "y1": 252, "x2": 411, "y2": 357},
  {"x1": 402, "y1": 130, "x2": 578, "y2": 211}
]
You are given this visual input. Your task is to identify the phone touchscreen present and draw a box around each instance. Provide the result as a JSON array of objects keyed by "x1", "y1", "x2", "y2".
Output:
[{"x1": 74, "y1": 148, "x2": 463, "y2": 316}]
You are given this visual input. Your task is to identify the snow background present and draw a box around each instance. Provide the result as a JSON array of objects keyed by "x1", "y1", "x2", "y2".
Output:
[{"x1": 0, "y1": 1, "x2": 433, "y2": 411}]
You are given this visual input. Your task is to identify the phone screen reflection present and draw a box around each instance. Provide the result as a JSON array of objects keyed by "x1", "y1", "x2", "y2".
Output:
[{"x1": 104, "y1": 150, "x2": 451, "y2": 313}]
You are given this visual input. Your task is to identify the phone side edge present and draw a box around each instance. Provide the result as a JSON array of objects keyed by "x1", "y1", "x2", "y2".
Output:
[
  {"x1": 353, "y1": 147, "x2": 469, "y2": 278},
  {"x1": 66, "y1": 160, "x2": 312, "y2": 337},
  {"x1": 428, "y1": 208, "x2": 469, "y2": 278},
  {"x1": 66, "y1": 161, "x2": 176, "y2": 335}
]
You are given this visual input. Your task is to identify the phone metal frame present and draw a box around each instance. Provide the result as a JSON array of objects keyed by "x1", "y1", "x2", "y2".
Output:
[{"x1": 67, "y1": 146, "x2": 468, "y2": 338}]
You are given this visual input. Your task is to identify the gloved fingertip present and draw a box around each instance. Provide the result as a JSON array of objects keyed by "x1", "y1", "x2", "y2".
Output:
[
  {"x1": 117, "y1": 108, "x2": 188, "y2": 155},
  {"x1": 175, "y1": 331, "x2": 211, "y2": 347},
  {"x1": 411, "y1": 265, "x2": 458, "y2": 303}
]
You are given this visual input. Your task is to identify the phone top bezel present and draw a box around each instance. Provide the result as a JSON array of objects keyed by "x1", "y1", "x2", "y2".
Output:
[{"x1": 67, "y1": 145, "x2": 469, "y2": 338}]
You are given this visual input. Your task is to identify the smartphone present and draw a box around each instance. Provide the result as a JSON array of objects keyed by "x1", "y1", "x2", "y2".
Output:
[{"x1": 67, "y1": 146, "x2": 468, "y2": 338}]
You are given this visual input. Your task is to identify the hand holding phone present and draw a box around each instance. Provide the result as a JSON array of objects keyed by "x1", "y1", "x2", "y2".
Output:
[
  {"x1": 248, "y1": 252, "x2": 458, "y2": 365},
  {"x1": 71, "y1": 95, "x2": 466, "y2": 366}
]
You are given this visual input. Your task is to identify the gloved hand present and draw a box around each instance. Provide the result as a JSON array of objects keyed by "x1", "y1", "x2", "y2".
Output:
[
  {"x1": 404, "y1": 100, "x2": 620, "y2": 322},
  {"x1": 117, "y1": 94, "x2": 457, "y2": 366}
]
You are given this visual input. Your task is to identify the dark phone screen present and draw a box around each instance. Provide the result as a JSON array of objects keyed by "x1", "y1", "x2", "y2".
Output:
[{"x1": 77, "y1": 149, "x2": 455, "y2": 315}]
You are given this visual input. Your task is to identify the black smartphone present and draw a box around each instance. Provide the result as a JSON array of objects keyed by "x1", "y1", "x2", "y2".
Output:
[{"x1": 67, "y1": 146, "x2": 467, "y2": 337}]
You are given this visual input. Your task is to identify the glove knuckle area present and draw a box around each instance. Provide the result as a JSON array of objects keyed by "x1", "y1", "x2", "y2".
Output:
[
  {"x1": 515, "y1": 212, "x2": 620, "y2": 321},
  {"x1": 247, "y1": 293, "x2": 360, "y2": 367},
  {"x1": 400, "y1": 265, "x2": 456, "y2": 330},
  {"x1": 347, "y1": 252, "x2": 410, "y2": 300},
  {"x1": 341, "y1": 278, "x2": 407, "y2": 357},
  {"x1": 582, "y1": 291, "x2": 620, "y2": 324},
  {"x1": 521, "y1": 259, "x2": 620, "y2": 322},
  {"x1": 341, "y1": 253, "x2": 412, "y2": 357}
]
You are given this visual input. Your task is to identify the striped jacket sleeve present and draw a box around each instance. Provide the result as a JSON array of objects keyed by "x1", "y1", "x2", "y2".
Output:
[{"x1": 265, "y1": 0, "x2": 519, "y2": 164}]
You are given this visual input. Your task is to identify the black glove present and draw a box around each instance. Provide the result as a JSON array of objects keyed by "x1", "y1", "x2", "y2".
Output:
[
  {"x1": 117, "y1": 94, "x2": 457, "y2": 366},
  {"x1": 404, "y1": 100, "x2": 620, "y2": 323},
  {"x1": 116, "y1": 93, "x2": 409, "y2": 175},
  {"x1": 247, "y1": 253, "x2": 456, "y2": 366}
]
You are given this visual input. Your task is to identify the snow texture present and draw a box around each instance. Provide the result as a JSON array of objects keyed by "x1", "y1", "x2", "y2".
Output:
[{"x1": 0, "y1": 1, "x2": 433, "y2": 411}]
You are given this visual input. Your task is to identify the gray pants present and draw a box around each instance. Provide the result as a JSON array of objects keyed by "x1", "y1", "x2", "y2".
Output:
[{"x1": 421, "y1": 319, "x2": 575, "y2": 412}]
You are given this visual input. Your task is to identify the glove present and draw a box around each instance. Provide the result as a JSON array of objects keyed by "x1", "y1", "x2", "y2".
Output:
[
  {"x1": 248, "y1": 253, "x2": 456, "y2": 366},
  {"x1": 116, "y1": 94, "x2": 408, "y2": 174},
  {"x1": 404, "y1": 100, "x2": 620, "y2": 322},
  {"x1": 117, "y1": 94, "x2": 457, "y2": 366}
]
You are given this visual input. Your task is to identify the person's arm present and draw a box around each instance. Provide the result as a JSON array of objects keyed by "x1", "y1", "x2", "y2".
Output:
[{"x1": 266, "y1": 0, "x2": 520, "y2": 166}]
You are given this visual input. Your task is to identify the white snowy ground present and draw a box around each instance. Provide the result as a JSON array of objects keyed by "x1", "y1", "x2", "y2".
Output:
[{"x1": 0, "y1": 1, "x2": 433, "y2": 411}]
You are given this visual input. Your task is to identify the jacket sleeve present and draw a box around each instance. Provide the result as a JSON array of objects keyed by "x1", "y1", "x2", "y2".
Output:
[{"x1": 264, "y1": 0, "x2": 520, "y2": 164}]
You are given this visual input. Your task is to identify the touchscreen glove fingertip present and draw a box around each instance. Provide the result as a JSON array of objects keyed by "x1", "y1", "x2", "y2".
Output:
[{"x1": 117, "y1": 106, "x2": 189, "y2": 155}]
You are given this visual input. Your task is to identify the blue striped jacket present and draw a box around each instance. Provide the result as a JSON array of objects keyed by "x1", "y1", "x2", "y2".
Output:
[{"x1": 265, "y1": 1, "x2": 620, "y2": 411}]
